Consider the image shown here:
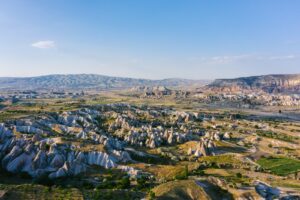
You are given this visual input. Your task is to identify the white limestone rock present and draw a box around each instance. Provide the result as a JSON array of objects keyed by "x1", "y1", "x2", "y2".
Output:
[
  {"x1": 6, "y1": 152, "x2": 35, "y2": 174},
  {"x1": 75, "y1": 152, "x2": 86, "y2": 163},
  {"x1": 48, "y1": 167, "x2": 67, "y2": 179},
  {"x1": 76, "y1": 131, "x2": 88, "y2": 139},
  {"x1": 111, "y1": 150, "x2": 132, "y2": 162},
  {"x1": 50, "y1": 154, "x2": 65, "y2": 168},
  {"x1": 194, "y1": 149, "x2": 202, "y2": 157},
  {"x1": 33, "y1": 150, "x2": 48, "y2": 169},
  {"x1": 223, "y1": 132, "x2": 231, "y2": 140},
  {"x1": 86, "y1": 151, "x2": 117, "y2": 168},
  {"x1": 2, "y1": 145, "x2": 23, "y2": 167},
  {"x1": 117, "y1": 165, "x2": 142, "y2": 178},
  {"x1": 68, "y1": 161, "x2": 87, "y2": 175}
]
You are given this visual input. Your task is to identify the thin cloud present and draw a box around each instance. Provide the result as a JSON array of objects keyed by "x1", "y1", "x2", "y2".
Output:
[
  {"x1": 189, "y1": 54, "x2": 252, "y2": 64},
  {"x1": 31, "y1": 40, "x2": 55, "y2": 49},
  {"x1": 209, "y1": 55, "x2": 251, "y2": 64},
  {"x1": 268, "y1": 55, "x2": 297, "y2": 60},
  {"x1": 189, "y1": 54, "x2": 298, "y2": 64}
]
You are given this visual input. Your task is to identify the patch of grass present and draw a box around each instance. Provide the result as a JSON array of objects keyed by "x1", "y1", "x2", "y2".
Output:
[
  {"x1": 83, "y1": 189, "x2": 145, "y2": 200},
  {"x1": 199, "y1": 154, "x2": 244, "y2": 169},
  {"x1": 0, "y1": 184, "x2": 83, "y2": 200},
  {"x1": 257, "y1": 156, "x2": 300, "y2": 176},
  {"x1": 128, "y1": 152, "x2": 172, "y2": 165},
  {"x1": 151, "y1": 180, "x2": 210, "y2": 200},
  {"x1": 257, "y1": 130, "x2": 299, "y2": 143}
]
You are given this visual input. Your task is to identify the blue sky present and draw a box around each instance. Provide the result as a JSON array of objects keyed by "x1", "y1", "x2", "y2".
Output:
[{"x1": 0, "y1": 0, "x2": 300, "y2": 79}]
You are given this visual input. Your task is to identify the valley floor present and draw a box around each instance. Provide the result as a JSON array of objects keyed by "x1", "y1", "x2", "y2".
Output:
[{"x1": 0, "y1": 91, "x2": 299, "y2": 200}]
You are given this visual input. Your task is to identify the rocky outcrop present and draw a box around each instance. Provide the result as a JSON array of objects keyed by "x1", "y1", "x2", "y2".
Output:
[
  {"x1": 86, "y1": 151, "x2": 117, "y2": 168},
  {"x1": 207, "y1": 74, "x2": 300, "y2": 94},
  {"x1": 255, "y1": 181, "x2": 280, "y2": 200},
  {"x1": 0, "y1": 104, "x2": 203, "y2": 180},
  {"x1": 188, "y1": 138, "x2": 216, "y2": 157},
  {"x1": 193, "y1": 92, "x2": 300, "y2": 107}
]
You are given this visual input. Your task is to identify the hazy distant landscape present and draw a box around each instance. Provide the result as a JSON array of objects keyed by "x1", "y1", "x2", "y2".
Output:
[{"x1": 0, "y1": 74, "x2": 209, "y2": 91}]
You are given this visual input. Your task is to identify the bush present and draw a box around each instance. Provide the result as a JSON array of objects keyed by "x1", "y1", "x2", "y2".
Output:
[
  {"x1": 174, "y1": 173, "x2": 187, "y2": 180},
  {"x1": 149, "y1": 190, "x2": 156, "y2": 200},
  {"x1": 192, "y1": 170, "x2": 205, "y2": 176},
  {"x1": 117, "y1": 176, "x2": 130, "y2": 189},
  {"x1": 96, "y1": 181, "x2": 116, "y2": 189},
  {"x1": 137, "y1": 176, "x2": 147, "y2": 189},
  {"x1": 82, "y1": 181, "x2": 94, "y2": 189},
  {"x1": 33, "y1": 174, "x2": 54, "y2": 186},
  {"x1": 236, "y1": 172, "x2": 242, "y2": 178},
  {"x1": 19, "y1": 171, "x2": 32, "y2": 179},
  {"x1": 184, "y1": 165, "x2": 189, "y2": 178}
]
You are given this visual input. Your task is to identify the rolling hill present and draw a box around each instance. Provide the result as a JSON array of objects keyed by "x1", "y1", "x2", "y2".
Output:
[{"x1": 0, "y1": 74, "x2": 208, "y2": 91}]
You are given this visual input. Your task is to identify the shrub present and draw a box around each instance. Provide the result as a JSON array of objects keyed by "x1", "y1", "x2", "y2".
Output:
[
  {"x1": 19, "y1": 171, "x2": 32, "y2": 179},
  {"x1": 82, "y1": 181, "x2": 94, "y2": 189},
  {"x1": 96, "y1": 181, "x2": 116, "y2": 189},
  {"x1": 184, "y1": 165, "x2": 189, "y2": 178},
  {"x1": 236, "y1": 172, "x2": 242, "y2": 178},
  {"x1": 117, "y1": 176, "x2": 130, "y2": 189},
  {"x1": 149, "y1": 190, "x2": 156, "y2": 200},
  {"x1": 33, "y1": 174, "x2": 54, "y2": 186},
  {"x1": 137, "y1": 176, "x2": 147, "y2": 189}
]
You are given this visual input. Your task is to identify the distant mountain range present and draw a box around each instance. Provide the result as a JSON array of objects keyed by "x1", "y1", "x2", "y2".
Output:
[
  {"x1": 2, "y1": 73, "x2": 300, "y2": 93},
  {"x1": 0, "y1": 74, "x2": 209, "y2": 91},
  {"x1": 208, "y1": 74, "x2": 300, "y2": 94}
]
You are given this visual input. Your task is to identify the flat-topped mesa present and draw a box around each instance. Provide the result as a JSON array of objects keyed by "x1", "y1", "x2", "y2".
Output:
[{"x1": 207, "y1": 74, "x2": 300, "y2": 94}]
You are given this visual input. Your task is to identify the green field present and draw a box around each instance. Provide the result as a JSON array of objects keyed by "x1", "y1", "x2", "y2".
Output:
[{"x1": 257, "y1": 156, "x2": 300, "y2": 176}]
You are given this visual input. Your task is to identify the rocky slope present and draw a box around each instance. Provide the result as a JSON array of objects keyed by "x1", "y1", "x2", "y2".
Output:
[
  {"x1": 208, "y1": 74, "x2": 300, "y2": 94},
  {"x1": 0, "y1": 74, "x2": 207, "y2": 91},
  {"x1": 130, "y1": 86, "x2": 190, "y2": 98},
  {"x1": 0, "y1": 104, "x2": 206, "y2": 180}
]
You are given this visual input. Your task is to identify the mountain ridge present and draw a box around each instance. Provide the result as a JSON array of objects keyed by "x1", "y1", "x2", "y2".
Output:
[
  {"x1": 208, "y1": 74, "x2": 300, "y2": 94},
  {"x1": 0, "y1": 74, "x2": 209, "y2": 91}
]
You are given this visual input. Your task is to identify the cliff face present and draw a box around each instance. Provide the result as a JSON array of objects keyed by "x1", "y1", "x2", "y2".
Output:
[{"x1": 208, "y1": 74, "x2": 300, "y2": 94}]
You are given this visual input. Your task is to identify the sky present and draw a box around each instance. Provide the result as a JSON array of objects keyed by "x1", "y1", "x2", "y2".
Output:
[{"x1": 0, "y1": 0, "x2": 300, "y2": 80}]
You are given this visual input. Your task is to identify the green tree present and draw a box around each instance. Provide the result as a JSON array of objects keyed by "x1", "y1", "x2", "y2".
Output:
[
  {"x1": 236, "y1": 172, "x2": 242, "y2": 178},
  {"x1": 137, "y1": 176, "x2": 147, "y2": 189},
  {"x1": 184, "y1": 165, "x2": 189, "y2": 178},
  {"x1": 118, "y1": 176, "x2": 130, "y2": 189},
  {"x1": 149, "y1": 190, "x2": 156, "y2": 200}
]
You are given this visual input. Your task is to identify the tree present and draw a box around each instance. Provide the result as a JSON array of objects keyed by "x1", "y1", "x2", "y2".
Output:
[
  {"x1": 184, "y1": 165, "x2": 189, "y2": 178},
  {"x1": 149, "y1": 190, "x2": 156, "y2": 200},
  {"x1": 118, "y1": 176, "x2": 130, "y2": 189},
  {"x1": 137, "y1": 176, "x2": 147, "y2": 189},
  {"x1": 236, "y1": 172, "x2": 242, "y2": 178}
]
